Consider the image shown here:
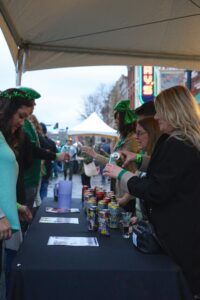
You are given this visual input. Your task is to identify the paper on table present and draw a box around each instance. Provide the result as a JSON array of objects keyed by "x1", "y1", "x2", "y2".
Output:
[
  {"x1": 69, "y1": 208, "x2": 80, "y2": 213},
  {"x1": 45, "y1": 207, "x2": 80, "y2": 213},
  {"x1": 39, "y1": 217, "x2": 79, "y2": 224},
  {"x1": 47, "y1": 236, "x2": 99, "y2": 247}
]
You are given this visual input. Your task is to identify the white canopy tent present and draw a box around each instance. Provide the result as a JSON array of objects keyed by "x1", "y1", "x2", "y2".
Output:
[
  {"x1": 0, "y1": 0, "x2": 200, "y2": 85},
  {"x1": 68, "y1": 112, "x2": 118, "y2": 138}
]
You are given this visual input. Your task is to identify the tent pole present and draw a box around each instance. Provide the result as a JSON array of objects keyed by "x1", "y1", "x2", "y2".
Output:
[
  {"x1": 16, "y1": 69, "x2": 22, "y2": 86},
  {"x1": 16, "y1": 48, "x2": 25, "y2": 86}
]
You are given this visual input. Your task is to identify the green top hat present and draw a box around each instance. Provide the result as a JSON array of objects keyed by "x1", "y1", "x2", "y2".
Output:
[
  {"x1": 114, "y1": 99, "x2": 137, "y2": 125},
  {"x1": 18, "y1": 87, "x2": 41, "y2": 100}
]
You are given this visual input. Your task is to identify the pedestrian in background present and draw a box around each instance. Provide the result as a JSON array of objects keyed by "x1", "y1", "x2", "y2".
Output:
[
  {"x1": 39, "y1": 122, "x2": 58, "y2": 200},
  {"x1": 61, "y1": 138, "x2": 77, "y2": 181}
]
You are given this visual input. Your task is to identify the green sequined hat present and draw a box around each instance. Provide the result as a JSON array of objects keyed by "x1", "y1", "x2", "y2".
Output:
[
  {"x1": 18, "y1": 87, "x2": 41, "y2": 100},
  {"x1": 0, "y1": 88, "x2": 29, "y2": 100},
  {"x1": 114, "y1": 99, "x2": 137, "y2": 125}
]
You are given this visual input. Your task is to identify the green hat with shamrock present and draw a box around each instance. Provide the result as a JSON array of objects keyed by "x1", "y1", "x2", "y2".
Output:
[{"x1": 114, "y1": 99, "x2": 137, "y2": 125}]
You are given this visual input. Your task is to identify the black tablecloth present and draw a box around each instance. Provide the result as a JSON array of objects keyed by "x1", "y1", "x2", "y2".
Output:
[{"x1": 10, "y1": 199, "x2": 193, "y2": 300}]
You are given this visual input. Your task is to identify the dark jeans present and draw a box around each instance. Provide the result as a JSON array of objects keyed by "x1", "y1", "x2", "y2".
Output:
[
  {"x1": 4, "y1": 248, "x2": 17, "y2": 299},
  {"x1": 100, "y1": 165, "x2": 106, "y2": 184},
  {"x1": 64, "y1": 161, "x2": 74, "y2": 181},
  {"x1": 123, "y1": 198, "x2": 136, "y2": 215},
  {"x1": 21, "y1": 186, "x2": 37, "y2": 233},
  {"x1": 25, "y1": 186, "x2": 37, "y2": 211},
  {"x1": 40, "y1": 177, "x2": 49, "y2": 200},
  {"x1": 81, "y1": 173, "x2": 91, "y2": 188},
  {"x1": 0, "y1": 240, "x2": 2, "y2": 276},
  {"x1": 53, "y1": 161, "x2": 62, "y2": 178}
]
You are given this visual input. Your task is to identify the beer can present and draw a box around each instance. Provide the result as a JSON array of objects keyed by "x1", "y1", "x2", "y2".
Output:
[
  {"x1": 98, "y1": 200, "x2": 108, "y2": 211},
  {"x1": 86, "y1": 198, "x2": 97, "y2": 216},
  {"x1": 110, "y1": 195, "x2": 116, "y2": 203},
  {"x1": 109, "y1": 152, "x2": 121, "y2": 165},
  {"x1": 98, "y1": 209, "x2": 110, "y2": 236},
  {"x1": 106, "y1": 191, "x2": 115, "y2": 198},
  {"x1": 95, "y1": 186, "x2": 104, "y2": 192},
  {"x1": 96, "y1": 191, "x2": 105, "y2": 201},
  {"x1": 108, "y1": 202, "x2": 120, "y2": 229},
  {"x1": 87, "y1": 206, "x2": 98, "y2": 231},
  {"x1": 103, "y1": 197, "x2": 111, "y2": 204},
  {"x1": 88, "y1": 188, "x2": 95, "y2": 196}
]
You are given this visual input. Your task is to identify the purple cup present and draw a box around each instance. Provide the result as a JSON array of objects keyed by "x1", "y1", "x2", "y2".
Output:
[{"x1": 57, "y1": 180, "x2": 72, "y2": 209}]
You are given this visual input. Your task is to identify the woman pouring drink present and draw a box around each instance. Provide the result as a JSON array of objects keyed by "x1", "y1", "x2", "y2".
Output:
[{"x1": 103, "y1": 85, "x2": 200, "y2": 298}]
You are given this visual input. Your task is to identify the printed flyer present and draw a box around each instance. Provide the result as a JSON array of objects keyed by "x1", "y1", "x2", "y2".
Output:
[
  {"x1": 39, "y1": 217, "x2": 79, "y2": 224},
  {"x1": 47, "y1": 236, "x2": 99, "y2": 247}
]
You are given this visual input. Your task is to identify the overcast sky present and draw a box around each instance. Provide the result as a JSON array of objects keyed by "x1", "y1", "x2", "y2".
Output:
[{"x1": 0, "y1": 30, "x2": 127, "y2": 129}]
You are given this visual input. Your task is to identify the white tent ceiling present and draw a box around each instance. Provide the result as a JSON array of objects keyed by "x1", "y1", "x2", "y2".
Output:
[
  {"x1": 68, "y1": 112, "x2": 118, "y2": 138},
  {"x1": 1, "y1": 0, "x2": 200, "y2": 84}
]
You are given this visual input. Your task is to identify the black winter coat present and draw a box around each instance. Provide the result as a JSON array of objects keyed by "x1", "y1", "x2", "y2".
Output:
[
  {"x1": 39, "y1": 135, "x2": 57, "y2": 179},
  {"x1": 127, "y1": 134, "x2": 200, "y2": 295},
  {"x1": 16, "y1": 132, "x2": 56, "y2": 204}
]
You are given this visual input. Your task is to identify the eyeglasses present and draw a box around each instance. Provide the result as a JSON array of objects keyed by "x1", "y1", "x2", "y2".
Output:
[{"x1": 135, "y1": 131, "x2": 148, "y2": 137}]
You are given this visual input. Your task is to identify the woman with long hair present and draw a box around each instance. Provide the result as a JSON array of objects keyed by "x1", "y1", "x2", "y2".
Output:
[
  {"x1": 0, "y1": 88, "x2": 33, "y2": 276},
  {"x1": 118, "y1": 117, "x2": 161, "y2": 210},
  {"x1": 136, "y1": 117, "x2": 161, "y2": 156},
  {"x1": 104, "y1": 86, "x2": 200, "y2": 298}
]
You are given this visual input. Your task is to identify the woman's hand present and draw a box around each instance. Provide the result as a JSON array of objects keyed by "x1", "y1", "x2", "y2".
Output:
[
  {"x1": 0, "y1": 217, "x2": 12, "y2": 240},
  {"x1": 56, "y1": 152, "x2": 70, "y2": 161},
  {"x1": 127, "y1": 217, "x2": 138, "y2": 235},
  {"x1": 103, "y1": 163, "x2": 122, "y2": 179},
  {"x1": 18, "y1": 205, "x2": 32, "y2": 222},
  {"x1": 117, "y1": 197, "x2": 130, "y2": 207},
  {"x1": 131, "y1": 216, "x2": 137, "y2": 225},
  {"x1": 120, "y1": 150, "x2": 137, "y2": 168},
  {"x1": 82, "y1": 146, "x2": 97, "y2": 159}
]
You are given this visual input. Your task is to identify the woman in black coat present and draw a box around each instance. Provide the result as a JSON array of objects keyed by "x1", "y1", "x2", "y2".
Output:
[{"x1": 103, "y1": 85, "x2": 200, "y2": 297}]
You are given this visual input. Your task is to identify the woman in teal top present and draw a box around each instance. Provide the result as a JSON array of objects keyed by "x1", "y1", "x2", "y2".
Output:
[
  {"x1": 0, "y1": 88, "x2": 33, "y2": 276},
  {"x1": 0, "y1": 132, "x2": 20, "y2": 233},
  {"x1": 0, "y1": 98, "x2": 19, "y2": 275},
  {"x1": 0, "y1": 131, "x2": 19, "y2": 277}
]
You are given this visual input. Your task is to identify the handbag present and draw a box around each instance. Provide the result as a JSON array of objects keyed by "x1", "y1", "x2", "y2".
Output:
[
  {"x1": 83, "y1": 161, "x2": 99, "y2": 177},
  {"x1": 132, "y1": 220, "x2": 162, "y2": 254}
]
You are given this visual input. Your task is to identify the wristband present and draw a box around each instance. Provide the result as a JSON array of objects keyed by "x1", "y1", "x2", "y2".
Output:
[
  {"x1": 134, "y1": 153, "x2": 143, "y2": 166},
  {"x1": 117, "y1": 169, "x2": 127, "y2": 180},
  {"x1": 16, "y1": 202, "x2": 21, "y2": 209}
]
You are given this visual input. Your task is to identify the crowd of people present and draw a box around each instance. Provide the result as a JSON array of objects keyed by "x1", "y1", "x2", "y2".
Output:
[{"x1": 0, "y1": 85, "x2": 200, "y2": 299}]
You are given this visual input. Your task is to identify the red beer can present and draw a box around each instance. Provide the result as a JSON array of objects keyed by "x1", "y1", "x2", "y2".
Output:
[{"x1": 82, "y1": 185, "x2": 89, "y2": 202}]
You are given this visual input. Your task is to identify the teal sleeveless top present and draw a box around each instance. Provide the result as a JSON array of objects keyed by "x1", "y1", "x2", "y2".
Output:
[{"x1": 0, "y1": 132, "x2": 20, "y2": 231}]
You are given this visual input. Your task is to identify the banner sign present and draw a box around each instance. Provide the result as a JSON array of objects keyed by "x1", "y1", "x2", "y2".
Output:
[{"x1": 139, "y1": 66, "x2": 157, "y2": 103}]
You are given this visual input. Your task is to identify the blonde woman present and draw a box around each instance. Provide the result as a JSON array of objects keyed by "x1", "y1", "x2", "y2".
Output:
[{"x1": 104, "y1": 86, "x2": 200, "y2": 298}]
